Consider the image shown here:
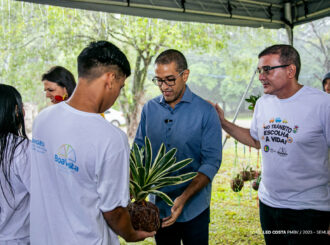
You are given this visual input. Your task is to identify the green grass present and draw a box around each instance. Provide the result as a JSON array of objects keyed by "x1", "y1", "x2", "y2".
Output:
[{"x1": 121, "y1": 144, "x2": 265, "y2": 245}]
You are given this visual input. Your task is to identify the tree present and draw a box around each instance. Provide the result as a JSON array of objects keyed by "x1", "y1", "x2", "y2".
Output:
[
  {"x1": 294, "y1": 18, "x2": 330, "y2": 88},
  {"x1": 0, "y1": 1, "x2": 85, "y2": 106}
]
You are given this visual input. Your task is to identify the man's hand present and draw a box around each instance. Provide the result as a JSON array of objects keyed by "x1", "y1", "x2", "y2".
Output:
[
  {"x1": 161, "y1": 173, "x2": 210, "y2": 228},
  {"x1": 103, "y1": 206, "x2": 156, "y2": 242},
  {"x1": 208, "y1": 101, "x2": 225, "y2": 123},
  {"x1": 214, "y1": 103, "x2": 225, "y2": 123},
  {"x1": 161, "y1": 196, "x2": 185, "y2": 228},
  {"x1": 208, "y1": 100, "x2": 260, "y2": 149}
]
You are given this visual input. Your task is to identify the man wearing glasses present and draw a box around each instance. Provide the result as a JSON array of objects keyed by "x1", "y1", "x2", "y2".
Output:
[
  {"x1": 134, "y1": 49, "x2": 222, "y2": 245},
  {"x1": 212, "y1": 44, "x2": 330, "y2": 244}
]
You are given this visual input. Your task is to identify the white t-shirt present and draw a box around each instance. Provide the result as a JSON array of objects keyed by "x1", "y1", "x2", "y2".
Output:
[
  {"x1": 250, "y1": 86, "x2": 330, "y2": 211},
  {"x1": 31, "y1": 102, "x2": 130, "y2": 245},
  {"x1": 0, "y1": 135, "x2": 30, "y2": 244}
]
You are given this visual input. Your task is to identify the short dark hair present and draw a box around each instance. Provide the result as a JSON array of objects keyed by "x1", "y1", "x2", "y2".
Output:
[
  {"x1": 41, "y1": 66, "x2": 76, "y2": 97},
  {"x1": 77, "y1": 41, "x2": 131, "y2": 80},
  {"x1": 322, "y1": 72, "x2": 330, "y2": 91},
  {"x1": 258, "y1": 44, "x2": 301, "y2": 80},
  {"x1": 155, "y1": 49, "x2": 188, "y2": 72}
]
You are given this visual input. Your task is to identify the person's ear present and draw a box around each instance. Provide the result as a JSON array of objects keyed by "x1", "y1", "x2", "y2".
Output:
[
  {"x1": 287, "y1": 64, "x2": 296, "y2": 79},
  {"x1": 104, "y1": 72, "x2": 116, "y2": 90},
  {"x1": 183, "y1": 69, "x2": 190, "y2": 83}
]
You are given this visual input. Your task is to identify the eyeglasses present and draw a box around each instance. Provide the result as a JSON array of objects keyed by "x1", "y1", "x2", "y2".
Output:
[
  {"x1": 152, "y1": 70, "x2": 185, "y2": 87},
  {"x1": 257, "y1": 65, "x2": 290, "y2": 75}
]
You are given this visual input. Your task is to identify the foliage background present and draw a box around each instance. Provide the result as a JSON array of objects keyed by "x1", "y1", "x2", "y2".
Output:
[
  {"x1": 1, "y1": 1, "x2": 329, "y2": 134},
  {"x1": 0, "y1": 1, "x2": 329, "y2": 243}
]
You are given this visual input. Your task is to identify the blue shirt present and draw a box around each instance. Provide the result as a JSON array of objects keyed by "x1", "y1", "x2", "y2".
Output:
[{"x1": 134, "y1": 85, "x2": 222, "y2": 222}]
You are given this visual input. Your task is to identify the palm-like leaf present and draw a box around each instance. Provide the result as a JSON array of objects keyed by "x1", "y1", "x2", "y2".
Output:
[
  {"x1": 130, "y1": 137, "x2": 197, "y2": 205},
  {"x1": 148, "y1": 190, "x2": 174, "y2": 206},
  {"x1": 144, "y1": 137, "x2": 152, "y2": 179},
  {"x1": 245, "y1": 95, "x2": 260, "y2": 111}
]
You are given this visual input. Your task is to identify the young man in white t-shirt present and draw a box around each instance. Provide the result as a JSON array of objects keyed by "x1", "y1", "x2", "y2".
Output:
[
  {"x1": 31, "y1": 41, "x2": 155, "y2": 245},
  {"x1": 211, "y1": 44, "x2": 329, "y2": 244}
]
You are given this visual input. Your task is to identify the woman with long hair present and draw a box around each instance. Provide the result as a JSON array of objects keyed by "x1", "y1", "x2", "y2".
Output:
[
  {"x1": 0, "y1": 84, "x2": 30, "y2": 244},
  {"x1": 42, "y1": 66, "x2": 76, "y2": 104}
]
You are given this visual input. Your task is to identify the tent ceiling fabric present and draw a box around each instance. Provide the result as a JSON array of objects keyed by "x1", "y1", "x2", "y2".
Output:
[{"x1": 18, "y1": 0, "x2": 330, "y2": 29}]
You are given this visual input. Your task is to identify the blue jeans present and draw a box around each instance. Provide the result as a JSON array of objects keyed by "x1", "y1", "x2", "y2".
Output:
[
  {"x1": 155, "y1": 207, "x2": 210, "y2": 245},
  {"x1": 259, "y1": 200, "x2": 330, "y2": 245}
]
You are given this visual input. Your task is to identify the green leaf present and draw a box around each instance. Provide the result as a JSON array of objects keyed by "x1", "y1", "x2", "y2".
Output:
[
  {"x1": 145, "y1": 172, "x2": 197, "y2": 191},
  {"x1": 130, "y1": 160, "x2": 139, "y2": 183},
  {"x1": 147, "y1": 158, "x2": 176, "y2": 184},
  {"x1": 171, "y1": 172, "x2": 197, "y2": 182},
  {"x1": 148, "y1": 190, "x2": 174, "y2": 206},
  {"x1": 130, "y1": 179, "x2": 141, "y2": 191},
  {"x1": 165, "y1": 158, "x2": 193, "y2": 175},
  {"x1": 144, "y1": 136, "x2": 152, "y2": 179},
  {"x1": 129, "y1": 180, "x2": 141, "y2": 200},
  {"x1": 152, "y1": 148, "x2": 177, "y2": 174},
  {"x1": 133, "y1": 143, "x2": 143, "y2": 168},
  {"x1": 151, "y1": 143, "x2": 166, "y2": 168},
  {"x1": 137, "y1": 167, "x2": 146, "y2": 186},
  {"x1": 129, "y1": 151, "x2": 137, "y2": 168},
  {"x1": 136, "y1": 190, "x2": 149, "y2": 202},
  {"x1": 152, "y1": 172, "x2": 197, "y2": 190}
]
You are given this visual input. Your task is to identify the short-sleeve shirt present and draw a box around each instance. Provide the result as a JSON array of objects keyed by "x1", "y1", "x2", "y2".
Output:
[
  {"x1": 250, "y1": 86, "x2": 330, "y2": 211},
  {"x1": 134, "y1": 86, "x2": 222, "y2": 222},
  {"x1": 30, "y1": 102, "x2": 130, "y2": 245}
]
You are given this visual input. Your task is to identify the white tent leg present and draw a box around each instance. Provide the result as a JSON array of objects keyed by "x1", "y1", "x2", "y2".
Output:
[
  {"x1": 222, "y1": 69, "x2": 257, "y2": 149},
  {"x1": 285, "y1": 2, "x2": 293, "y2": 45}
]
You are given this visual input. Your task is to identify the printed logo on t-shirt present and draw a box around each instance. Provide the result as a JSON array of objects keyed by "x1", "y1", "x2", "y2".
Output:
[
  {"x1": 32, "y1": 138, "x2": 47, "y2": 153},
  {"x1": 264, "y1": 145, "x2": 269, "y2": 152},
  {"x1": 54, "y1": 144, "x2": 79, "y2": 172},
  {"x1": 261, "y1": 117, "x2": 299, "y2": 157}
]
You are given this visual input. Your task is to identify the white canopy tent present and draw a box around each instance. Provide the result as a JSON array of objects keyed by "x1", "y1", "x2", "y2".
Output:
[{"x1": 18, "y1": 0, "x2": 330, "y2": 44}]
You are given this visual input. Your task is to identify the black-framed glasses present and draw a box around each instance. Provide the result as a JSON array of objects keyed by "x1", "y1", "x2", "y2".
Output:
[
  {"x1": 152, "y1": 70, "x2": 185, "y2": 87},
  {"x1": 257, "y1": 65, "x2": 290, "y2": 75}
]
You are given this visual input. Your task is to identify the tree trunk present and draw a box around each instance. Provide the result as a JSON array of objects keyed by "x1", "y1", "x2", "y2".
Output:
[
  {"x1": 123, "y1": 52, "x2": 153, "y2": 142},
  {"x1": 126, "y1": 92, "x2": 145, "y2": 141}
]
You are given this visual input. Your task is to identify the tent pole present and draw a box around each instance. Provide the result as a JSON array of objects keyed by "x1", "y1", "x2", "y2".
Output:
[
  {"x1": 222, "y1": 69, "x2": 257, "y2": 149},
  {"x1": 284, "y1": 2, "x2": 293, "y2": 45},
  {"x1": 286, "y1": 27, "x2": 293, "y2": 46}
]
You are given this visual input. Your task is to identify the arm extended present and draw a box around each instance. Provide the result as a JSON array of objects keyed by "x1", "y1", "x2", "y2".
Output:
[
  {"x1": 103, "y1": 206, "x2": 155, "y2": 242},
  {"x1": 213, "y1": 102, "x2": 260, "y2": 149}
]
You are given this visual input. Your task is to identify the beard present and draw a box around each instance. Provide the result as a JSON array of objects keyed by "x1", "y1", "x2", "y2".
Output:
[{"x1": 163, "y1": 86, "x2": 185, "y2": 105}]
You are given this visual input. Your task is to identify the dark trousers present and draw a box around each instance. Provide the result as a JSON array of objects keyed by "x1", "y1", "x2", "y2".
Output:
[
  {"x1": 155, "y1": 207, "x2": 210, "y2": 245},
  {"x1": 259, "y1": 200, "x2": 330, "y2": 245}
]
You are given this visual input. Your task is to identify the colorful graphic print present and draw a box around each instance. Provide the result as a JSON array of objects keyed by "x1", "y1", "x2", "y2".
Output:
[
  {"x1": 54, "y1": 144, "x2": 79, "y2": 172},
  {"x1": 262, "y1": 117, "x2": 299, "y2": 157}
]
